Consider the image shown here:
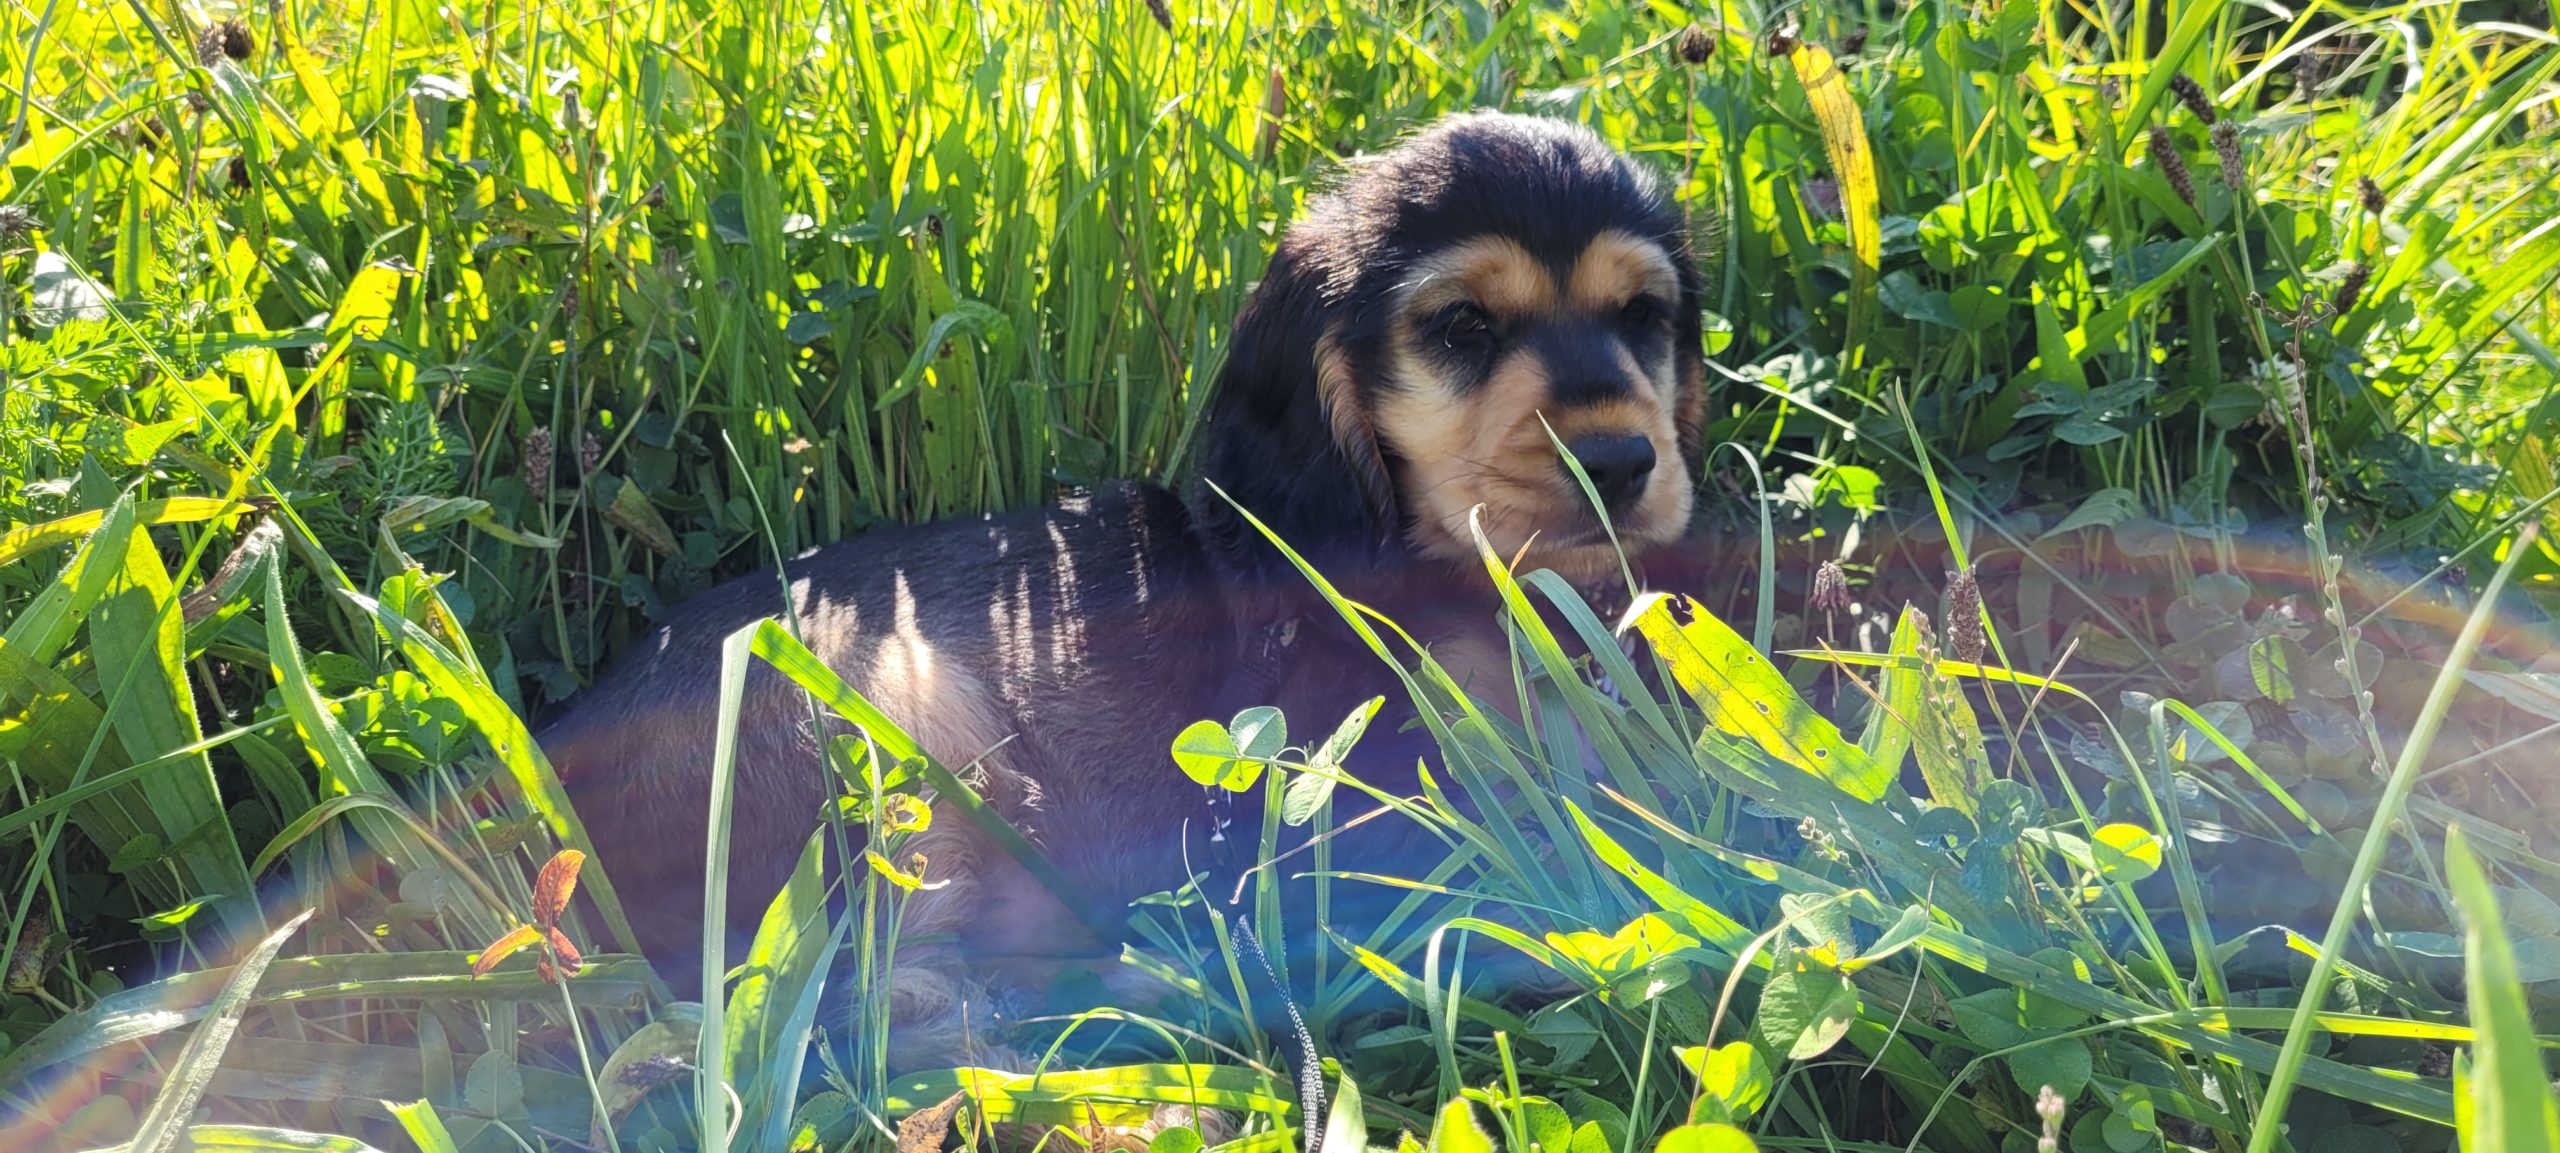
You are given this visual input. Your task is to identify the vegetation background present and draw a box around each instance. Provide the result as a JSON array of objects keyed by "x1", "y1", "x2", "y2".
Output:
[{"x1": 3, "y1": 0, "x2": 2560, "y2": 1149}]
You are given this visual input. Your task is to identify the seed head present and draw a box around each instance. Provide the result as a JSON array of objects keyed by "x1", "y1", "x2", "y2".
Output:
[
  {"x1": 2211, "y1": 121, "x2": 2245, "y2": 192},
  {"x1": 2356, "y1": 175, "x2": 2386, "y2": 215},
  {"x1": 1945, "y1": 569, "x2": 1985, "y2": 664},
  {"x1": 194, "y1": 23, "x2": 226, "y2": 65},
  {"x1": 2295, "y1": 51, "x2": 2330, "y2": 95},
  {"x1": 1676, "y1": 24, "x2": 1714, "y2": 64},
  {"x1": 0, "y1": 204, "x2": 34, "y2": 242},
  {"x1": 224, "y1": 155, "x2": 249, "y2": 192},
  {"x1": 1811, "y1": 560, "x2": 1851, "y2": 615},
  {"x1": 220, "y1": 20, "x2": 254, "y2": 60},
  {"x1": 619, "y1": 1053, "x2": 692, "y2": 1089},
  {"x1": 521, "y1": 426, "x2": 555, "y2": 490},
  {"x1": 2335, "y1": 261, "x2": 2371, "y2": 315},
  {"x1": 1143, "y1": 0, "x2": 1172, "y2": 32},
  {"x1": 580, "y1": 430, "x2": 603, "y2": 477},
  {"x1": 2034, "y1": 1084, "x2": 2067, "y2": 1152},
  {"x1": 2168, "y1": 73, "x2": 2216, "y2": 124},
  {"x1": 1840, "y1": 25, "x2": 1867, "y2": 54},
  {"x1": 2149, "y1": 127, "x2": 2195, "y2": 208}
]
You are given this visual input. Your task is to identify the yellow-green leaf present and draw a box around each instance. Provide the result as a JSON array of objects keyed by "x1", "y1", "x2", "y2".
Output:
[
  {"x1": 1631, "y1": 593, "x2": 1886, "y2": 801},
  {"x1": 2092, "y1": 823, "x2": 2164, "y2": 883},
  {"x1": 1427, "y1": 1098, "x2": 1494, "y2": 1153},
  {"x1": 1656, "y1": 1124, "x2": 1757, "y2": 1153},
  {"x1": 1786, "y1": 42, "x2": 1878, "y2": 364}
]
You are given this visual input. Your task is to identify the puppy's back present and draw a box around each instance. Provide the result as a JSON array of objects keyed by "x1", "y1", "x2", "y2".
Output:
[{"x1": 540, "y1": 480, "x2": 1231, "y2": 969}]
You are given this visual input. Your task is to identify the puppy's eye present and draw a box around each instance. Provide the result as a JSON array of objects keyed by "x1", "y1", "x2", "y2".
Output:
[
  {"x1": 1437, "y1": 303, "x2": 1496, "y2": 350},
  {"x1": 1618, "y1": 296, "x2": 1669, "y2": 332}
]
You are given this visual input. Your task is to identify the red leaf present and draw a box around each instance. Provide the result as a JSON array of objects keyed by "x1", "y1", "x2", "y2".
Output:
[
  {"x1": 533, "y1": 849, "x2": 586, "y2": 929},
  {"x1": 473, "y1": 925, "x2": 545, "y2": 976},
  {"x1": 546, "y1": 926, "x2": 585, "y2": 977}
]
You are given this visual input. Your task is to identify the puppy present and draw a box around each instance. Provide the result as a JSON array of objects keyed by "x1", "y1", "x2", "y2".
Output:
[{"x1": 539, "y1": 110, "x2": 1710, "y2": 1075}]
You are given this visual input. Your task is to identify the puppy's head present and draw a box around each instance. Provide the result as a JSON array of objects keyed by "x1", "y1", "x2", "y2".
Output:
[{"x1": 1198, "y1": 112, "x2": 1706, "y2": 585}]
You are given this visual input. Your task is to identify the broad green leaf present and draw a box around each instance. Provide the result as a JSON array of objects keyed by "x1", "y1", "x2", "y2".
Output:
[
  {"x1": 1655, "y1": 1124, "x2": 1757, "y2": 1153},
  {"x1": 1632, "y1": 593, "x2": 1887, "y2": 801},
  {"x1": 2091, "y1": 824, "x2": 2164, "y2": 883},
  {"x1": 2041, "y1": 488, "x2": 2138, "y2": 539},
  {"x1": 601, "y1": 478, "x2": 680, "y2": 555},
  {"x1": 1755, "y1": 955, "x2": 1860, "y2": 1061},
  {"x1": 1428, "y1": 1098, "x2": 1495, "y2": 1153},
  {"x1": 1171, "y1": 718, "x2": 1260, "y2": 791},
  {"x1": 1678, "y1": 1043, "x2": 1773, "y2": 1120},
  {"x1": 91, "y1": 498, "x2": 258, "y2": 938},
  {"x1": 1545, "y1": 913, "x2": 1701, "y2": 979},
  {"x1": 2249, "y1": 636, "x2": 2302, "y2": 704},
  {"x1": 595, "y1": 1012, "x2": 701, "y2": 1145},
  {"x1": 1849, "y1": 905, "x2": 1933, "y2": 970},
  {"x1": 2009, "y1": 1035, "x2": 2093, "y2": 1101},
  {"x1": 1229, "y1": 705, "x2": 1287, "y2": 759}
]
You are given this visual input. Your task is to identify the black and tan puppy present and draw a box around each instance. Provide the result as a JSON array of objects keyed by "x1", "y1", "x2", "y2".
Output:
[{"x1": 539, "y1": 111, "x2": 1710, "y2": 1072}]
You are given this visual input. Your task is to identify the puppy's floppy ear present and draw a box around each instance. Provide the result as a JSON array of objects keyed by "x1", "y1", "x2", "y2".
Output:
[{"x1": 1194, "y1": 244, "x2": 1399, "y2": 576}]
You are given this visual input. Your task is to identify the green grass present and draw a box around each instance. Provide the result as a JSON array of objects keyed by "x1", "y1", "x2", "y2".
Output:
[{"x1": 4, "y1": 0, "x2": 2560, "y2": 1149}]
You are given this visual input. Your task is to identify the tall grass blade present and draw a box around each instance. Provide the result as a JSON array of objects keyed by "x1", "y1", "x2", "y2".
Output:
[
  {"x1": 2246, "y1": 528, "x2": 2538, "y2": 1151},
  {"x1": 2446, "y1": 824, "x2": 2560, "y2": 1152},
  {"x1": 119, "y1": 909, "x2": 315, "y2": 1153}
]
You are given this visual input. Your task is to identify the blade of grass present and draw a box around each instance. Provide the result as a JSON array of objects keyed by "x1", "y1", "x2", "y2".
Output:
[
  {"x1": 2245, "y1": 526, "x2": 2539, "y2": 1152},
  {"x1": 122, "y1": 909, "x2": 316, "y2": 1153}
]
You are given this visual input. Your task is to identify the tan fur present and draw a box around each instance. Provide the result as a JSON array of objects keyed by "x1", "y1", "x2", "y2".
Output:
[
  {"x1": 1567, "y1": 229, "x2": 1682, "y2": 316},
  {"x1": 1406, "y1": 235, "x2": 1554, "y2": 320},
  {"x1": 1369, "y1": 233, "x2": 1695, "y2": 586}
]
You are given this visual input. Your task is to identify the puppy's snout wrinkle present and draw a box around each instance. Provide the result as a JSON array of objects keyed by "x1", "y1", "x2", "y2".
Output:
[{"x1": 1565, "y1": 433, "x2": 1656, "y2": 509}]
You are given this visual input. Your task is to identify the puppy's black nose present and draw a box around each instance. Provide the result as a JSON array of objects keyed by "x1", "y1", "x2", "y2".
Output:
[{"x1": 1565, "y1": 434, "x2": 1656, "y2": 509}]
